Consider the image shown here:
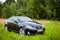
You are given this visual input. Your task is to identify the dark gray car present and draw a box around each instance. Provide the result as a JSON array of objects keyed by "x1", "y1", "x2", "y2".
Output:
[{"x1": 5, "y1": 16, "x2": 45, "y2": 36}]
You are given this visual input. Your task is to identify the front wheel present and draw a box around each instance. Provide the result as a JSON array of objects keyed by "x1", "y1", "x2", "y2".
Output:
[{"x1": 19, "y1": 28, "x2": 26, "y2": 36}]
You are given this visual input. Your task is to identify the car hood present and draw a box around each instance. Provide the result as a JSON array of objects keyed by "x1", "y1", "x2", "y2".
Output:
[{"x1": 20, "y1": 21, "x2": 42, "y2": 27}]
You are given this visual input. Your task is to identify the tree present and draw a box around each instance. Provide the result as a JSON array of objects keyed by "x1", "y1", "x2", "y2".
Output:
[{"x1": 0, "y1": 3, "x2": 3, "y2": 17}]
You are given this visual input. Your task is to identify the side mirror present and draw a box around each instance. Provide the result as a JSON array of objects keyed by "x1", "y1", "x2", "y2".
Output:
[{"x1": 14, "y1": 21, "x2": 18, "y2": 23}]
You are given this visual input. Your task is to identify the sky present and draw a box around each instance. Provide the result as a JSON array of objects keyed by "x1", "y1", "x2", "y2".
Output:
[{"x1": 0, "y1": 0, "x2": 6, "y2": 3}]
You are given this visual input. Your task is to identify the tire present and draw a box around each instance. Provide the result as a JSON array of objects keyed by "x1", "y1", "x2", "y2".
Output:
[
  {"x1": 19, "y1": 28, "x2": 26, "y2": 36},
  {"x1": 40, "y1": 29, "x2": 45, "y2": 34},
  {"x1": 38, "y1": 31, "x2": 44, "y2": 34},
  {"x1": 27, "y1": 31, "x2": 31, "y2": 36},
  {"x1": 5, "y1": 26, "x2": 11, "y2": 32},
  {"x1": 27, "y1": 31, "x2": 36, "y2": 36},
  {"x1": 40, "y1": 31, "x2": 44, "y2": 34},
  {"x1": 5, "y1": 26, "x2": 8, "y2": 30}
]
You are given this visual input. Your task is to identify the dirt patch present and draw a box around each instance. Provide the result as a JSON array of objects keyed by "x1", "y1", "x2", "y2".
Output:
[
  {"x1": 0, "y1": 19, "x2": 50, "y2": 25},
  {"x1": 35, "y1": 20, "x2": 50, "y2": 25},
  {"x1": 0, "y1": 18, "x2": 6, "y2": 24}
]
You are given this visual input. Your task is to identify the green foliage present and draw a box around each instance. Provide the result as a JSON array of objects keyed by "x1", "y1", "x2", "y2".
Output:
[
  {"x1": 1, "y1": 4, "x2": 11, "y2": 18},
  {"x1": 16, "y1": 8, "x2": 25, "y2": 16},
  {"x1": 0, "y1": 21, "x2": 60, "y2": 40},
  {"x1": 0, "y1": 0, "x2": 60, "y2": 20},
  {"x1": 0, "y1": 2, "x2": 4, "y2": 18}
]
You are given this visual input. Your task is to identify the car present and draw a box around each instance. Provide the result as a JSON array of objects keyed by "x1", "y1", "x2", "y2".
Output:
[{"x1": 5, "y1": 16, "x2": 45, "y2": 36}]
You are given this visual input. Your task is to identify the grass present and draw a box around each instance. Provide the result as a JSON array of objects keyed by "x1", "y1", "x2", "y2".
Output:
[{"x1": 0, "y1": 21, "x2": 60, "y2": 40}]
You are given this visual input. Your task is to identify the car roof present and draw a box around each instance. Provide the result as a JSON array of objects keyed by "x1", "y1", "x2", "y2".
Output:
[
  {"x1": 7, "y1": 16, "x2": 29, "y2": 20},
  {"x1": 11, "y1": 16, "x2": 28, "y2": 18},
  {"x1": 9, "y1": 16, "x2": 31, "y2": 19}
]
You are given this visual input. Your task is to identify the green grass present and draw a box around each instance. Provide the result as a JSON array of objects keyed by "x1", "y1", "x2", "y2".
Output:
[{"x1": 0, "y1": 21, "x2": 60, "y2": 40}]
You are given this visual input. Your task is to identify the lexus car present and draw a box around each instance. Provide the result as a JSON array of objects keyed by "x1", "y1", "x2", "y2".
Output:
[{"x1": 5, "y1": 16, "x2": 45, "y2": 36}]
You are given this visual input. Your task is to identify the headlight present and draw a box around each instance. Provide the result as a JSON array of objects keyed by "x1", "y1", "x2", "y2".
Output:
[
  {"x1": 26, "y1": 25, "x2": 36, "y2": 30},
  {"x1": 26, "y1": 25, "x2": 33, "y2": 29}
]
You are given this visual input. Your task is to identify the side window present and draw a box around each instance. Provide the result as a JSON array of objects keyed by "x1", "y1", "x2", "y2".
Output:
[
  {"x1": 8, "y1": 17, "x2": 18, "y2": 22},
  {"x1": 8, "y1": 17, "x2": 14, "y2": 21},
  {"x1": 13, "y1": 17, "x2": 18, "y2": 22},
  {"x1": 10, "y1": 17, "x2": 14, "y2": 21}
]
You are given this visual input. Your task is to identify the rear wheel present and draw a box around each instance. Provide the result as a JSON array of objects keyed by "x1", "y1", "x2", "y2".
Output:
[
  {"x1": 5, "y1": 26, "x2": 11, "y2": 32},
  {"x1": 5, "y1": 26, "x2": 8, "y2": 30}
]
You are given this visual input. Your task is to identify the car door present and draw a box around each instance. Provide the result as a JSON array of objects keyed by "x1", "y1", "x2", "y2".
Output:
[
  {"x1": 7, "y1": 17, "x2": 15, "y2": 30},
  {"x1": 12, "y1": 17, "x2": 19, "y2": 31}
]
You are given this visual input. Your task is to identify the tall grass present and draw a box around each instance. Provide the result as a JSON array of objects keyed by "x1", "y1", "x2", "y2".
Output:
[{"x1": 0, "y1": 21, "x2": 60, "y2": 40}]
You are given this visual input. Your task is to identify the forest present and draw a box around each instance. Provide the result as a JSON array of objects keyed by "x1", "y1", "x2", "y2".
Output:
[{"x1": 0, "y1": 0, "x2": 60, "y2": 20}]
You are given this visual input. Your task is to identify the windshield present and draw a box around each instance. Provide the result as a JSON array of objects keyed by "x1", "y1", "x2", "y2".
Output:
[{"x1": 17, "y1": 17, "x2": 33, "y2": 22}]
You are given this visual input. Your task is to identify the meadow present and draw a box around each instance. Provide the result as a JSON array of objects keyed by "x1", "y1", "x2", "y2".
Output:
[{"x1": 0, "y1": 21, "x2": 60, "y2": 40}]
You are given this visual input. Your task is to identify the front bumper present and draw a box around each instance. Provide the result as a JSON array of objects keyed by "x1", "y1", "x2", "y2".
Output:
[
  {"x1": 37, "y1": 28, "x2": 45, "y2": 34},
  {"x1": 26, "y1": 29, "x2": 37, "y2": 34},
  {"x1": 25, "y1": 28, "x2": 45, "y2": 34}
]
